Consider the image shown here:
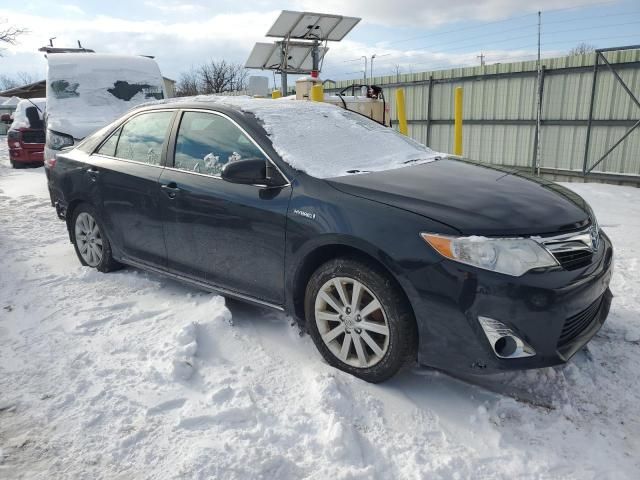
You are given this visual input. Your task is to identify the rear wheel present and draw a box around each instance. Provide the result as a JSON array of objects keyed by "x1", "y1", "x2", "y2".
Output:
[
  {"x1": 305, "y1": 257, "x2": 417, "y2": 383},
  {"x1": 71, "y1": 204, "x2": 121, "y2": 272}
]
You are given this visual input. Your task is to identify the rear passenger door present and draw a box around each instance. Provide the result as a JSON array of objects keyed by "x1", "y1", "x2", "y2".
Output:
[
  {"x1": 158, "y1": 110, "x2": 291, "y2": 304},
  {"x1": 90, "y1": 110, "x2": 175, "y2": 266}
]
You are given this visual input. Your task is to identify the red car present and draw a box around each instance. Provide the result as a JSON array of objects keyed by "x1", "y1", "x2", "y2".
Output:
[{"x1": 7, "y1": 98, "x2": 46, "y2": 168}]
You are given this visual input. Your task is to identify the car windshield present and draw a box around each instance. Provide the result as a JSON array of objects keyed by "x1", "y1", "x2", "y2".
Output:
[{"x1": 182, "y1": 96, "x2": 441, "y2": 179}]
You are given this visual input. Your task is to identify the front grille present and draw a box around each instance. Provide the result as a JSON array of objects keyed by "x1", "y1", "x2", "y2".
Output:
[
  {"x1": 558, "y1": 296, "x2": 603, "y2": 347},
  {"x1": 22, "y1": 130, "x2": 45, "y2": 144},
  {"x1": 542, "y1": 226, "x2": 598, "y2": 271},
  {"x1": 552, "y1": 249, "x2": 593, "y2": 270}
]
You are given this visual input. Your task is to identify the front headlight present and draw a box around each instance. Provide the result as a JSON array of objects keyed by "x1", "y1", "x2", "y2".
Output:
[
  {"x1": 421, "y1": 233, "x2": 558, "y2": 276},
  {"x1": 47, "y1": 129, "x2": 75, "y2": 151}
]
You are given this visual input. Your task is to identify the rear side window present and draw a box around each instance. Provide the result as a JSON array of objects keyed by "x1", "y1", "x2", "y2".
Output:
[
  {"x1": 113, "y1": 111, "x2": 174, "y2": 165},
  {"x1": 173, "y1": 111, "x2": 266, "y2": 176},
  {"x1": 96, "y1": 127, "x2": 121, "y2": 157}
]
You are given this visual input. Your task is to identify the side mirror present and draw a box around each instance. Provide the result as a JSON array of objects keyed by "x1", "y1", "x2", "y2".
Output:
[{"x1": 221, "y1": 158, "x2": 282, "y2": 187}]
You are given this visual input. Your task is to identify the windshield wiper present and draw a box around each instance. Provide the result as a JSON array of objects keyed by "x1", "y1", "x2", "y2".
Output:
[{"x1": 403, "y1": 156, "x2": 442, "y2": 165}]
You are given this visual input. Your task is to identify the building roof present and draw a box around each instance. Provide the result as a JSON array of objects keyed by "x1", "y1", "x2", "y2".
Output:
[{"x1": 0, "y1": 80, "x2": 46, "y2": 99}]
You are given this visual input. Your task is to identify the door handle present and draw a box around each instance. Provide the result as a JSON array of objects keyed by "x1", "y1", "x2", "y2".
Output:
[
  {"x1": 161, "y1": 182, "x2": 180, "y2": 199},
  {"x1": 86, "y1": 167, "x2": 100, "y2": 181}
]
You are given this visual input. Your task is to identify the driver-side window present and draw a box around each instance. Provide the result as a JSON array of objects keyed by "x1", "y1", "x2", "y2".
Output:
[{"x1": 173, "y1": 111, "x2": 266, "y2": 176}]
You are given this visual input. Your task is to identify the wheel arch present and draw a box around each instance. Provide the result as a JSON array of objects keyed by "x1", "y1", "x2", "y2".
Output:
[
  {"x1": 289, "y1": 241, "x2": 418, "y2": 334},
  {"x1": 64, "y1": 197, "x2": 92, "y2": 242}
]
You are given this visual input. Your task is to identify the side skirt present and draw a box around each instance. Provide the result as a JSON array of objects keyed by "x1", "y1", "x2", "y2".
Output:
[{"x1": 119, "y1": 256, "x2": 285, "y2": 312}]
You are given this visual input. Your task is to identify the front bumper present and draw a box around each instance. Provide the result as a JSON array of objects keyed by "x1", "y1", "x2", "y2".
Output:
[
  {"x1": 9, "y1": 146, "x2": 44, "y2": 163},
  {"x1": 407, "y1": 231, "x2": 614, "y2": 374}
]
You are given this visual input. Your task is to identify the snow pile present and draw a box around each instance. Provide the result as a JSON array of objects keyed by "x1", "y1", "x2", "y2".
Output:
[
  {"x1": 9, "y1": 98, "x2": 46, "y2": 131},
  {"x1": 164, "y1": 95, "x2": 442, "y2": 178},
  {"x1": 0, "y1": 141, "x2": 639, "y2": 479},
  {"x1": 170, "y1": 296, "x2": 231, "y2": 381},
  {"x1": 46, "y1": 53, "x2": 166, "y2": 140}
]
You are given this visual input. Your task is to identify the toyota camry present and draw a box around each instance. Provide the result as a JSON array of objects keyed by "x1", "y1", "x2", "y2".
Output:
[{"x1": 46, "y1": 97, "x2": 613, "y2": 383}]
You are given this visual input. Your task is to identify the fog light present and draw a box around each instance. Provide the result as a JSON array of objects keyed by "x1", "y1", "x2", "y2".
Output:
[
  {"x1": 478, "y1": 316, "x2": 535, "y2": 359},
  {"x1": 494, "y1": 336, "x2": 517, "y2": 357}
]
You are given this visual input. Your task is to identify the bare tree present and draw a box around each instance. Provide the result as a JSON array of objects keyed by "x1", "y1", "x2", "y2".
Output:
[
  {"x1": 569, "y1": 43, "x2": 596, "y2": 56},
  {"x1": 0, "y1": 72, "x2": 38, "y2": 91},
  {"x1": 15, "y1": 71, "x2": 35, "y2": 85},
  {"x1": 176, "y1": 67, "x2": 200, "y2": 96},
  {"x1": 176, "y1": 60, "x2": 249, "y2": 96},
  {"x1": 0, "y1": 74, "x2": 19, "y2": 91},
  {"x1": 229, "y1": 63, "x2": 248, "y2": 92},
  {"x1": 393, "y1": 64, "x2": 402, "y2": 82},
  {"x1": 0, "y1": 21, "x2": 28, "y2": 56}
]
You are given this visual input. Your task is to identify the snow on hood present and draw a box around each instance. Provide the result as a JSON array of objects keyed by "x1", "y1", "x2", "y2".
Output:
[
  {"x1": 160, "y1": 95, "x2": 442, "y2": 179},
  {"x1": 46, "y1": 53, "x2": 166, "y2": 140},
  {"x1": 9, "y1": 98, "x2": 46, "y2": 131}
]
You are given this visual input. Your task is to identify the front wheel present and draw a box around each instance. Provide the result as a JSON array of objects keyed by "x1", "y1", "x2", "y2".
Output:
[
  {"x1": 71, "y1": 204, "x2": 121, "y2": 273},
  {"x1": 305, "y1": 258, "x2": 417, "y2": 383}
]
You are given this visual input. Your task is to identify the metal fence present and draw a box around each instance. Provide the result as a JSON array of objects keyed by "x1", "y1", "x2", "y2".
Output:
[{"x1": 325, "y1": 47, "x2": 640, "y2": 183}]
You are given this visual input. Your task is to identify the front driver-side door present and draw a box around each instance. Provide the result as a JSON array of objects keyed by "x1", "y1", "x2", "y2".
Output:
[{"x1": 158, "y1": 110, "x2": 291, "y2": 305}]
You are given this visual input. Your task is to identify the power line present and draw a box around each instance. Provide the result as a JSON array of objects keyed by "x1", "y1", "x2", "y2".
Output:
[
  {"x1": 321, "y1": 1, "x2": 638, "y2": 80},
  {"x1": 400, "y1": 20, "x2": 639, "y2": 56},
  {"x1": 355, "y1": 30, "x2": 640, "y2": 76},
  {"x1": 543, "y1": 9, "x2": 640, "y2": 26},
  {"x1": 385, "y1": 12, "x2": 537, "y2": 46},
  {"x1": 359, "y1": 19, "x2": 640, "y2": 70},
  {"x1": 379, "y1": 0, "x2": 622, "y2": 48}
]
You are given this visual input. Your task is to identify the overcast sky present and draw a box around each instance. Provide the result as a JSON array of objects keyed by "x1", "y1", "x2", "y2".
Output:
[{"x1": 1, "y1": 0, "x2": 638, "y2": 86}]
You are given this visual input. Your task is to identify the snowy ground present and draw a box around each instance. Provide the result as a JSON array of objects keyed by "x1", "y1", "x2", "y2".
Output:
[{"x1": 0, "y1": 138, "x2": 638, "y2": 479}]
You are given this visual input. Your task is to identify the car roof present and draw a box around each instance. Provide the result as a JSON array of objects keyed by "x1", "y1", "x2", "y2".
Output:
[{"x1": 132, "y1": 95, "x2": 330, "y2": 117}]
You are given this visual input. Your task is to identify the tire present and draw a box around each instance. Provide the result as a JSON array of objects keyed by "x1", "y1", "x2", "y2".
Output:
[
  {"x1": 71, "y1": 203, "x2": 121, "y2": 273},
  {"x1": 305, "y1": 257, "x2": 417, "y2": 383}
]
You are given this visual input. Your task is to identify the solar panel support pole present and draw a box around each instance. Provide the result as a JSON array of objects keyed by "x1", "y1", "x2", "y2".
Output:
[
  {"x1": 311, "y1": 40, "x2": 320, "y2": 74},
  {"x1": 280, "y1": 42, "x2": 288, "y2": 95}
]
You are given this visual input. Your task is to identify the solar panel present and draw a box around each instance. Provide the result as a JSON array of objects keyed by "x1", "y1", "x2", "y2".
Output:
[
  {"x1": 245, "y1": 43, "x2": 277, "y2": 70},
  {"x1": 266, "y1": 11, "x2": 361, "y2": 42},
  {"x1": 245, "y1": 41, "x2": 328, "y2": 73}
]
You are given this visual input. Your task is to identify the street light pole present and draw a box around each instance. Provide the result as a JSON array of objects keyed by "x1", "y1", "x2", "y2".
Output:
[{"x1": 370, "y1": 54, "x2": 377, "y2": 83}]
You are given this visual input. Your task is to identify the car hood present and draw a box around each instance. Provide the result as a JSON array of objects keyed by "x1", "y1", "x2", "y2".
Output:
[
  {"x1": 326, "y1": 158, "x2": 591, "y2": 236},
  {"x1": 47, "y1": 116, "x2": 107, "y2": 141}
]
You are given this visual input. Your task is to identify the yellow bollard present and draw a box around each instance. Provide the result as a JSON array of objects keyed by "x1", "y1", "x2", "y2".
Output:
[
  {"x1": 271, "y1": 90, "x2": 282, "y2": 99},
  {"x1": 310, "y1": 84, "x2": 324, "y2": 102},
  {"x1": 454, "y1": 86, "x2": 463, "y2": 156},
  {"x1": 396, "y1": 88, "x2": 408, "y2": 136}
]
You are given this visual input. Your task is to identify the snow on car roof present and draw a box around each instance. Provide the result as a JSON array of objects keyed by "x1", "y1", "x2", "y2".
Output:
[{"x1": 157, "y1": 95, "x2": 441, "y2": 179}]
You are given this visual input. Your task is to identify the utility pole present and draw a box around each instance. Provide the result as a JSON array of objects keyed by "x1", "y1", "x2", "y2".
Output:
[
  {"x1": 361, "y1": 56, "x2": 368, "y2": 84},
  {"x1": 477, "y1": 52, "x2": 485, "y2": 67},
  {"x1": 535, "y1": 11, "x2": 542, "y2": 176}
]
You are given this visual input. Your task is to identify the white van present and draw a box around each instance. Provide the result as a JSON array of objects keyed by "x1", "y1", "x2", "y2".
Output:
[{"x1": 44, "y1": 53, "x2": 167, "y2": 165}]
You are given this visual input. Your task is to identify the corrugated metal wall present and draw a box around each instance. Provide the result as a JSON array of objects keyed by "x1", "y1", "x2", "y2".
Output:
[{"x1": 327, "y1": 48, "x2": 640, "y2": 178}]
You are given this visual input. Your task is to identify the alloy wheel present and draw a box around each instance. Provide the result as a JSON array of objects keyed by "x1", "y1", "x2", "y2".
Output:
[
  {"x1": 75, "y1": 212, "x2": 104, "y2": 267},
  {"x1": 314, "y1": 277, "x2": 390, "y2": 368}
]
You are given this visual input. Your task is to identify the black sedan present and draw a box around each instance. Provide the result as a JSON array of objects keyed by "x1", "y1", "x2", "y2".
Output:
[{"x1": 47, "y1": 97, "x2": 613, "y2": 383}]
